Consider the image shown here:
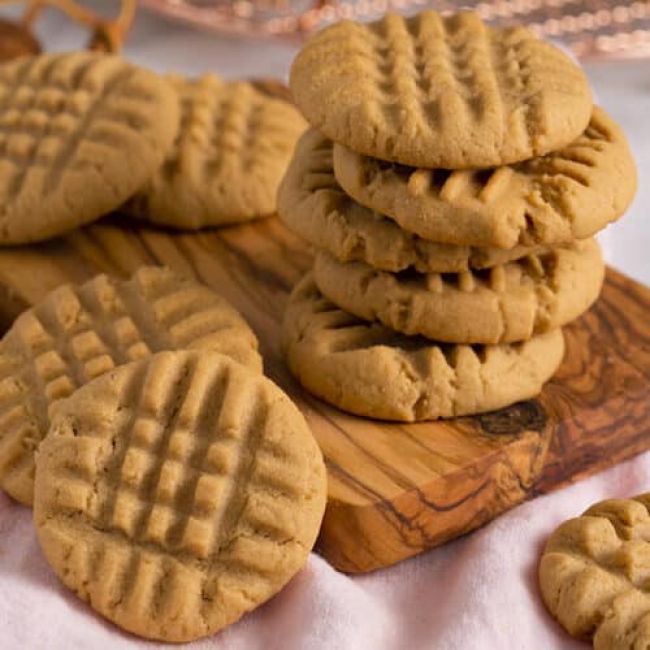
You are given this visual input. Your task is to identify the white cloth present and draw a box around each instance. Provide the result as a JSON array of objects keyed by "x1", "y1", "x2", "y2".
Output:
[{"x1": 2, "y1": 456, "x2": 650, "y2": 649}]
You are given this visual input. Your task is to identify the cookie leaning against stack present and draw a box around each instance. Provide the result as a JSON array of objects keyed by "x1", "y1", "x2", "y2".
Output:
[{"x1": 279, "y1": 9, "x2": 637, "y2": 421}]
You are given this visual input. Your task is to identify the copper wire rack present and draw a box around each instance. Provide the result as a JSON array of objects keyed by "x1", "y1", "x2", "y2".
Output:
[{"x1": 141, "y1": 0, "x2": 650, "y2": 60}]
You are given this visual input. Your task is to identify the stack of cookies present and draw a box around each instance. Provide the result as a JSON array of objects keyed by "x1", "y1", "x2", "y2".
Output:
[{"x1": 279, "y1": 10, "x2": 637, "y2": 422}]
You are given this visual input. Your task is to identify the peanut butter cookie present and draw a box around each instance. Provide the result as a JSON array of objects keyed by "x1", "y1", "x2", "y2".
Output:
[
  {"x1": 0, "y1": 266, "x2": 261, "y2": 506},
  {"x1": 540, "y1": 494, "x2": 650, "y2": 649},
  {"x1": 313, "y1": 239, "x2": 604, "y2": 344},
  {"x1": 290, "y1": 11, "x2": 592, "y2": 168},
  {"x1": 278, "y1": 129, "x2": 553, "y2": 272},
  {"x1": 34, "y1": 350, "x2": 326, "y2": 641},
  {"x1": 333, "y1": 107, "x2": 636, "y2": 248},
  {"x1": 0, "y1": 52, "x2": 179, "y2": 244},
  {"x1": 283, "y1": 275, "x2": 564, "y2": 421},
  {"x1": 127, "y1": 74, "x2": 306, "y2": 229}
]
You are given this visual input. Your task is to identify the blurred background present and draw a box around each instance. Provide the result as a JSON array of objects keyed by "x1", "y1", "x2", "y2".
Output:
[{"x1": 142, "y1": 0, "x2": 650, "y2": 62}]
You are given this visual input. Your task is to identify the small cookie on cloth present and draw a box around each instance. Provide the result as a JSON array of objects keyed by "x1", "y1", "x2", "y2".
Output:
[
  {"x1": 282, "y1": 275, "x2": 564, "y2": 421},
  {"x1": 127, "y1": 74, "x2": 307, "y2": 229},
  {"x1": 539, "y1": 494, "x2": 650, "y2": 649},
  {"x1": 313, "y1": 239, "x2": 604, "y2": 344},
  {"x1": 0, "y1": 52, "x2": 179, "y2": 244},
  {"x1": 0, "y1": 266, "x2": 261, "y2": 506},
  {"x1": 333, "y1": 107, "x2": 636, "y2": 248},
  {"x1": 290, "y1": 11, "x2": 592, "y2": 168},
  {"x1": 278, "y1": 129, "x2": 553, "y2": 273},
  {"x1": 34, "y1": 350, "x2": 327, "y2": 642}
]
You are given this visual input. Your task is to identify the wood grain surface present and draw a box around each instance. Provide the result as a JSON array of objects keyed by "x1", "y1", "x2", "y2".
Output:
[{"x1": 0, "y1": 217, "x2": 648, "y2": 574}]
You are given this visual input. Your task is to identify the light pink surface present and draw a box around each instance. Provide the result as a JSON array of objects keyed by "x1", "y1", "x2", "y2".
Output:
[{"x1": 2, "y1": 452, "x2": 649, "y2": 649}]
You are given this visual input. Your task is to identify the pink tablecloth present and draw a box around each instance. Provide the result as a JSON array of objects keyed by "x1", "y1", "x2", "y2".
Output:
[{"x1": 2, "y1": 450, "x2": 648, "y2": 649}]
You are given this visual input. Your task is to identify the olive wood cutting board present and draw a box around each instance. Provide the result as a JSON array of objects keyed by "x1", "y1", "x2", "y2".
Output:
[{"x1": 0, "y1": 217, "x2": 649, "y2": 574}]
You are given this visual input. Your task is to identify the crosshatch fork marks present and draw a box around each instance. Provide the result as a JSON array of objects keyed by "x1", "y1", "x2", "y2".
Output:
[
  {"x1": 0, "y1": 55, "x2": 134, "y2": 201},
  {"x1": 42, "y1": 66, "x2": 136, "y2": 197},
  {"x1": 50, "y1": 354, "x2": 288, "y2": 564},
  {"x1": 291, "y1": 10, "x2": 592, "y2": 167},
  {"x1": 126, "y1": 74, "x2": 306, "y2": 230},
  {"x1": 34, "y1": 350, "x2": 327, "y2": 641},
  {"x1": 0, "y1": 51, "x2": 179, "y2": 245},
  {"x1": 164, "y1": 364, "x2": 231, "y2": 548},
  {"x1": 110, "y1": 356, "x2": 196, "y2": 543},
  {"x1": 211, "y1": 384, "x2": 270, "y2": 553},
  {"x1": 0, "y1": 266, "x2": 260, "y2": 506},
  {"x1": 0, "y1": 56, "x2": 62, "y2": 194}
]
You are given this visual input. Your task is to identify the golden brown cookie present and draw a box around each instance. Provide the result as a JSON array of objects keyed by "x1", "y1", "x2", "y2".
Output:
[
  {"x1": 333, "y1": 107, "x2": 637, "y2": 248},
  {"x1": 283, "y1": 275, "x2": 564, "y2": 421},
  {"x1": 313, "y1": 239, "x2": 604, "y2": 344},
  {"x1": 34, "y1": 350, "x2": 327, "y2": 641},
  {"x1": 0, "y1": 52, "x2": 179, "y2": 244},
  {"x1": 539, "y1": 494, "x2": 650, "y2": 649},
  {"x1": 290, "y1": 11, "x2": 592, "y2": 168},
  {"x1": 0, "y1": 266, "x2": 261, "y2": 506},
  {"x1": 127, "y1": 74, "x2": 307, "y2": 229},
  {"x1": 278, "y1": 129, "x2": 553, "y2": 273}
]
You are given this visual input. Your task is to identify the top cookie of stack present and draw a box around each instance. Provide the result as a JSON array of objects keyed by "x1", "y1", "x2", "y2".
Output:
[
  {"x1": 291, "y1": 11, "x2": 592, "y2": 170},
  {"x1": 279, "y1": 10, "x2": 637, "y2": 422}
]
